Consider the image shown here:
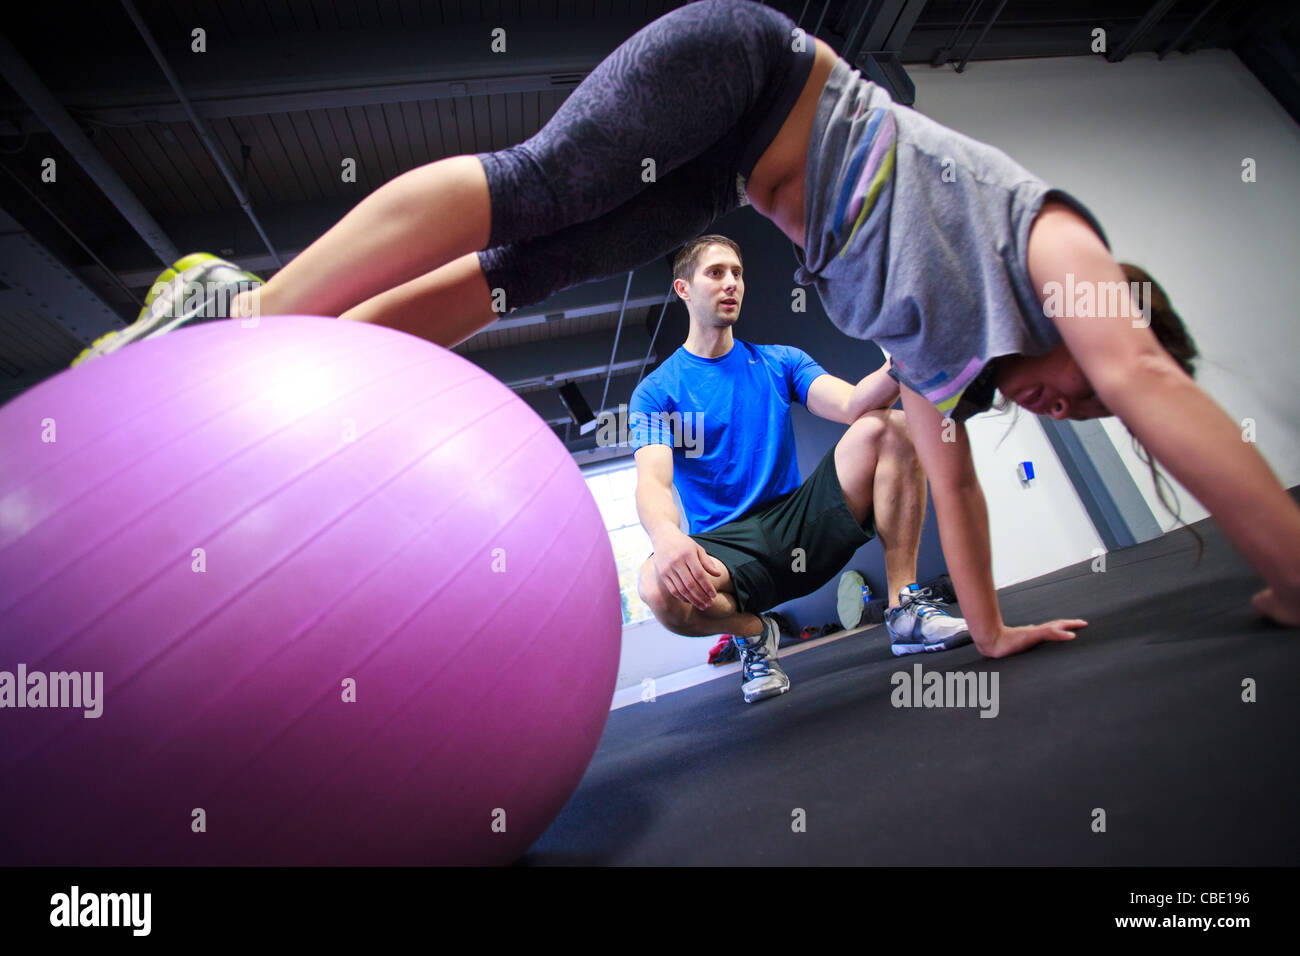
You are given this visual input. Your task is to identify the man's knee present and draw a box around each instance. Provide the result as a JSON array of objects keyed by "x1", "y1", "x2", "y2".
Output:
[
  {"x1": 834, "y1": 413, "x2": 889, "y2": 505},
  {"x1": 843, "y1": 410, "x2": 889, "y2": 454},
  {"x1": 838, "y1": 411, "x2": 896, "y2": 475},
  {"x1": 838, "y1": 409, "x2": 919, "y2": 488},
  {"x1": 638, "y1": 558, "x2": 693, "y2": 631},
  {"x1": 880, "y1": 408, "x2": 919, "y2": 466}
]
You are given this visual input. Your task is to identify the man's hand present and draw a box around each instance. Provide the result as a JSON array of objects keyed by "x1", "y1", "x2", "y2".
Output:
[
  {"x1": 805, "y1": 358, "x2": 899, "y2": 424},
  {"x1": 653, "y1": 530, "x2": 726, "y2": 612},
  {"x1": 974, "y1": 619, "x2": 1088, "y2": 658}
]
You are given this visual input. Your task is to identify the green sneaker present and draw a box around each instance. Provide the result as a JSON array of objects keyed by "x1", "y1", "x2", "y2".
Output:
[{"x1": 71, "y1": 253, "x2": 263, "y2": 367}]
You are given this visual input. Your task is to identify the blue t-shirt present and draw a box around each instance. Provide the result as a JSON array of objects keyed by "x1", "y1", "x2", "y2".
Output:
[{"x1": 629, "y1": 340, "x2": 827, "y2": 534}]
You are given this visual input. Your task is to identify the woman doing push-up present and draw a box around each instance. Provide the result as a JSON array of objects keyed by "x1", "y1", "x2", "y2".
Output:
[{"x1": 92, "y1": 0, "x2": 1300, "y2": 654}]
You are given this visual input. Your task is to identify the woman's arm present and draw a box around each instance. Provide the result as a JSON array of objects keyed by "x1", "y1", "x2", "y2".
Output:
[
  {"x1": 1028, "y1": 212, "x2": 1300, "y2": 620},
  {"x1": 900, "y1": 385, "x2": 1087, "y2": 657},
  {"x1": 1084, "y1": 354, "x2": 1300, "y2": 622}
]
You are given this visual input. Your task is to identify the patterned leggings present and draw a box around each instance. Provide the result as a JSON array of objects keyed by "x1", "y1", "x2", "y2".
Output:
[{"x1": 474, "y1": 0, "x2": 814, "y2": 310}]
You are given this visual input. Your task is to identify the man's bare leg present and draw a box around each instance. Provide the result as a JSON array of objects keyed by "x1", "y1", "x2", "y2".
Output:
[
  {"x1": 869, "y1": 415, "x2": 927, "y2": 606},
  {"x1": 834, "y1": 410, "x2": 926, "y2": 607},
  {"x1": 639, "y1": 554, "x2": 788, "y2": 704},
  {"x1": 837, "y1": 409, "x2": 970, "y2": 649}
]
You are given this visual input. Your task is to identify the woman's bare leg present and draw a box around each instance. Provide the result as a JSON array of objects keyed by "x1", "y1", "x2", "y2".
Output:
[
  {"x1": 338, "y1": 252, "x2": 498, "y2": 348},
  {"x1": 232, "y1": 156, "x2": 491, "y2": 320}
]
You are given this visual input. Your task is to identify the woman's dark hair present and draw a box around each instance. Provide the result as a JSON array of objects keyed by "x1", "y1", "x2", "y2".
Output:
[
  {"x1": 1122, "y1": 262, "x2": 1196, "y2": 378},
  {"x1": 1119, "y1": 263, "x2": 1202, "y2": 559}
]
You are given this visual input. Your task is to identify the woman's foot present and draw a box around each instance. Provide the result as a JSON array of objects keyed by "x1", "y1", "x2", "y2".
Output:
[{"x1": 71, "y1": 254, "x2": 262, "y2": 366}]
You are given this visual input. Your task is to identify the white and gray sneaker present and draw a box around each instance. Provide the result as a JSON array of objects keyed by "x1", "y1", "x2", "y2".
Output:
[
  {"x1": 733, "y1": 614, "x2": 789, "y2": 703},
  {"x1": 71, "y1": 253, "x2": 262, "y2": 367},
  {"x1": 886, "y1": 584, "x2": 972, "y2": 656}
]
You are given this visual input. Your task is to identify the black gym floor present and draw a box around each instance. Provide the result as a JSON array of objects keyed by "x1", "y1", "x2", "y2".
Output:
[{"x1": 523, "y1": 495, "x2": 1300, "y2": 866}]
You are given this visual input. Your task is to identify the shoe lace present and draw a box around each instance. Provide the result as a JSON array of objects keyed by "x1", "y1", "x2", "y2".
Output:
[
  {"x1": 738, "y1": 632, "x2": 775, "y2": 679},
  {"x1": 903, "y1": 586, "x2": 943, "y2": 619}
]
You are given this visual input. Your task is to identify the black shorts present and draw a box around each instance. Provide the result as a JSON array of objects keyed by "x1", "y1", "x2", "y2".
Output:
[{"x1": 690, "y1": 445, "x2": 875, "y2": 615}]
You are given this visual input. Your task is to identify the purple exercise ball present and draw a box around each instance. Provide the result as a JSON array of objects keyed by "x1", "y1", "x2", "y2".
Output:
[{"x1": 0, "y1": 315, "x2": 621, "y2": 865}]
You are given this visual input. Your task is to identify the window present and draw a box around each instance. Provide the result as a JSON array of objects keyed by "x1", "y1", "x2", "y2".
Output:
[{"x1": 584, "y1": 460, "x2": 654, "y2": 625}]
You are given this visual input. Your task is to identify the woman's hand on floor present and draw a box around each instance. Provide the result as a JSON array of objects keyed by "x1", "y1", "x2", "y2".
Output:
[
  {"x1": 1252, "y1": 587, "x2": 1300, "y2": 628},
  {"x1": 977, "y1": 619, "x2": 1088, "y2": 658}
]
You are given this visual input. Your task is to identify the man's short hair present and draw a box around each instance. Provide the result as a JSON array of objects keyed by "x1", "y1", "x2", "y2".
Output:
[{"x1": 672, "y1": 234, "x2": 743, "y2": 285}]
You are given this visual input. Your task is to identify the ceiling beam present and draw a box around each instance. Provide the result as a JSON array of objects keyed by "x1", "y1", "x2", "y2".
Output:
[
  {"x1": 0, "y1": 17, "x2": 654, "y2": 133},
  {"x1": 464, "y1": 325, "x2": 655, "y2": 395},
  {"x1": 848, "y1": 0, "x2": 928, "y2": 105},
  {"x1": 522, "y1": 367, "x2": 646, "y2": 426},
  {"x1": 1235, "y1": 29, "x2": 1300, "y2": 126},
  {"x1": 1108, "y1": 0, "x2": 1181, "y2": 62},
  {"x1": 0, "y1": 207, "x2": 125, "y2": 352},
  {"x1": 902, "y1": 23, "x2": 1169, "y2": 64},
  {"x1": 474, "y1": 266, "x2": 671, "y2": 337},
  {"x1": 0, "y1": 31, "x2": 179, "y2": 266}
]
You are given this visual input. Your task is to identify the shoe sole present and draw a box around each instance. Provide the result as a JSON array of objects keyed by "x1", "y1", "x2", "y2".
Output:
[
  {"x1": 890, "y1": 629, "x2": 974, "y2": 656},
  {"x1": 72, "y1": 291, "x2": 233, "y2": 367},
  {"x1": 743, "y1": 683, "x2": 789, "y2": 703}
]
